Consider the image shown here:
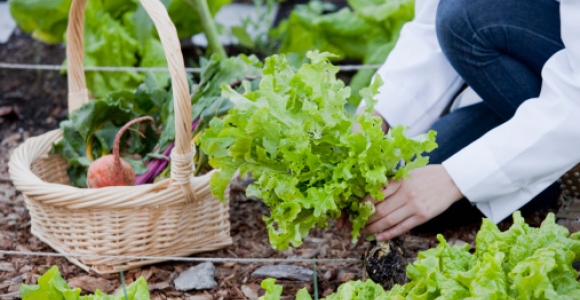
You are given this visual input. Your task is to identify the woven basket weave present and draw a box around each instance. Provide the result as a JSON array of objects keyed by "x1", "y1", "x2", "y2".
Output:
[{"x1": 8, "y1": 0, "x2": 232, "y2": 274}]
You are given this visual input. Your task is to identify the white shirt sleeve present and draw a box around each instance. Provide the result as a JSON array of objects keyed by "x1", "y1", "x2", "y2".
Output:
[
  {"x1": 370, "y1": 0, "x2": 464, "y2": 137},
  {"x1": 442, "y1": 0, "x2": 580, "y2": 223}
]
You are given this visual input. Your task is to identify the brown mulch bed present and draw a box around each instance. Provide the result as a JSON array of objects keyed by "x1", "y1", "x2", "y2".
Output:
[{"x1": 0, "y1": 30, "x2": 554, "y2": 300}]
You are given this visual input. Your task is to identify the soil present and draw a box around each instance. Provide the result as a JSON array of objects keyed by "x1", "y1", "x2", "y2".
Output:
[
  {"x1": 363, "y1": 237, "x2": 409, "y2": 291},
  {"x1": 0, "y1": 29, "x2": 555, "y2": 300}
]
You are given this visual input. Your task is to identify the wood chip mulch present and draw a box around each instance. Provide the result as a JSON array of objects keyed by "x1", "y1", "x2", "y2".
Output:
[{"x1": 0, "y1": 30, "x2": 553, "y2": 300}]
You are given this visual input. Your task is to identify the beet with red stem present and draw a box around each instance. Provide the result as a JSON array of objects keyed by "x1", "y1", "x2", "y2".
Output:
[
  {"x1": 86, "y1": 116, "x2": 155, "y2": 188},
  {"x1": 134, "y1": 118, "x2": 201, "y2": 185}
]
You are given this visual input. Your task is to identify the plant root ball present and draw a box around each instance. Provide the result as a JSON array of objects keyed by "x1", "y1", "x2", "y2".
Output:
[{"x1": 363, "y1": 236, "x2": 409, "y2": 290}]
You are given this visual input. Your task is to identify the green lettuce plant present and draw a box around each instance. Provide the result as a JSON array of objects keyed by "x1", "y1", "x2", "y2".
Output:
[
  {"x1": 274, "y1": 0, "x2": 414, "y2": 110},
  {"x1": 20, "y1": 266, "x2": 150, "y2": 300},
  {"x1": 200, "y1": 51, "x2": 437, "y2": 250},
  {"x1": 8, "y1": 0, "x2": 230, "y2": 97},
  {"x1": 261, "y1": 212, "x2": 580, "y2": 299}
]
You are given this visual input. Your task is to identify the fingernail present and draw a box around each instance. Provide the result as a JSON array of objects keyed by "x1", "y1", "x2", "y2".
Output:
[{"x1": 376, "y1": 233, "x2": 387, "y2": 242}]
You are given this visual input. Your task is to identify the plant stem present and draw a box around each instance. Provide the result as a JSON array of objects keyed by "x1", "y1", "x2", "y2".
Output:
[{"x1": 191, "y1": 0, "x2": 228, "y2": 59}]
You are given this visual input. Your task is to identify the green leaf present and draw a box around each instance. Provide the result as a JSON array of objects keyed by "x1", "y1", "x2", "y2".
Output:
[
  {"x1": 274, "y1": 0, "x2": 414, "y2": 108},
  {"x1": 52, "y1": 85, "x2": 164, "y2": 187},
  {"x1": 231, "y1": 25, "x2": 256, "y2": 49},
  {"x1": 261, "y1": 212, "x2": 580, "y2": 299},
  {"x1": 9, "y1": 0, "x2": 72, "y2": 44},
  {"x1": 259, "y1": 278, "x2": 283, "y2": 300},
  {"x1": 20, "y1": 266, "x2": 150, "y2": 300},
  {"x1": 295, "y1": 288, "x2": 313, "y2": 300},
  {"x1": 165, "y1": 0, "x2": 231, "y2": 39},
  {"x1": 202, "y1": 52, "x2": 436, "y2": 250}
]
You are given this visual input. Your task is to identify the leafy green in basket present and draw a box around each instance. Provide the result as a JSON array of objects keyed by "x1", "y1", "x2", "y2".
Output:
[
  {"x1": 52, "y1": 54, "x2": 263, "y2": 188},
  {"x1": 201, "y1": 51, "x2": 437, "y2": 250},
  {"x1": 51, "y1": 74, "x2": 169, "y2": 188}
]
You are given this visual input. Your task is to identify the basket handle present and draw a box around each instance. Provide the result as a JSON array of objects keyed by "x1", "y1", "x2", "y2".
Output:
[{"x1": 66, "y1": 0, "x2": 196, "y2": 201}]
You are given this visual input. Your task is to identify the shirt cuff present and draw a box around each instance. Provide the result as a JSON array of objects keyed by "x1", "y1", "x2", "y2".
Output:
[{"x1": 442, "y1": 143, "x2": 530, "y2": 223}]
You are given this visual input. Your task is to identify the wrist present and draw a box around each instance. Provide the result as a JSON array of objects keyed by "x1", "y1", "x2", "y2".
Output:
[{"x1": 436, "y1": 164, "x2": 464, "y2": 204}]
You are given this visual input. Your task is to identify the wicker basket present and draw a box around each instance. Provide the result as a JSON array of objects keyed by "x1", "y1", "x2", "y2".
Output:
[{"x1": 8, "y1": 0, "x2": 232, "y2": 274}]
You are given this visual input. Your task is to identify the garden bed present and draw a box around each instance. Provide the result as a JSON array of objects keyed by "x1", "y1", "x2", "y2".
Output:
[{"x1": 0, "y1": 29, "x2": 554, "y2": 300}]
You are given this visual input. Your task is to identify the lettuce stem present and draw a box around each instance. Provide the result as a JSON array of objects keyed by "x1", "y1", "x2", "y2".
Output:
[{"x1": 191, "y1": 0, "x2": 227, "y2": 59}]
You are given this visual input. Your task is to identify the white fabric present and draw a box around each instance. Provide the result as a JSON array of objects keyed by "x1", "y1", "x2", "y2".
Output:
[
  {"x1": 0, "y1": 3, "x2": 16, "y2": 44},
  {"x1": 369, "y1": 0, "x2": 580, "y2": 223}
]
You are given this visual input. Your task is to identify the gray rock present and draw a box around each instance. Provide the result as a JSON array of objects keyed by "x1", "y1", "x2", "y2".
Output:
[
  {"x1": 174, "y1": 262, "x2": 217, "y2": 291},
  {"x1": 251, "y1": 265, "x2": 314, "y2": 281}
]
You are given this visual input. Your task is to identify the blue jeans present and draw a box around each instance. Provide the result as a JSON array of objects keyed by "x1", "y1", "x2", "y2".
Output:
[{"x1": 415, "y1": 0, "x2": 564, "y2": 231}]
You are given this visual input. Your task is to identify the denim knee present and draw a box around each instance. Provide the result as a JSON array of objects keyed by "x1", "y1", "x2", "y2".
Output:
[{"x1": 435, "y1": 0, "x2": 473, "y2": 58}]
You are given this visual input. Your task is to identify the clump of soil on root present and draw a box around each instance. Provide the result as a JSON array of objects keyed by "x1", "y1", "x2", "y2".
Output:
[{"x1": 363, "y1": 236, "x2": 409, "y2": 290}]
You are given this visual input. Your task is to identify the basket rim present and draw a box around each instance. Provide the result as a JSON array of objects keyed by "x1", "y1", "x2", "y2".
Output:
[{"x1": 9, "y1": 129, "x2": 224, "y2": 210}]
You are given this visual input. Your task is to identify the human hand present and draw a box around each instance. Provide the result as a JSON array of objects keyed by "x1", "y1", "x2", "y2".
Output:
[
  {"x1": 336, "y1": 210, "x2": 352, "y2": 231},
  {"x1": 361, "y1": 165, "x2": 463, "y2": 241}
]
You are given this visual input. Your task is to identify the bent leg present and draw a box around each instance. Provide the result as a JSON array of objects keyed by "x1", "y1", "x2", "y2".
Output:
[
  {"x1": 415, "y1": 0, "x2": 564, "y2": 232},
  {"x1": 436, "y1": 0, "x2": 564, "y2": 120}
]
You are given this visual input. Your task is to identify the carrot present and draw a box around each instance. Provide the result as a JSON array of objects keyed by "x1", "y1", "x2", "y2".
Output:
[{"x1": 86, "y1": 116, "x2": 154, "y2": 188}]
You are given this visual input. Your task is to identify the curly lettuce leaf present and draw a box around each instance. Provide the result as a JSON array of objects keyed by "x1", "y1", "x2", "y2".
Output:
[
  {"x1": 274, "y1": 0, "x2": 414, "y2": 109},
  {"x1": 325, "y1": 280, "x2": 390, "y2": 300},
  {"x1": 258, "y1": 278, "x2": 283, "y2": 300},
  {"x1": 20, "y1": 266, "x2": 150, "y2": 300},
  {"x1": 259, "y1": 212, "x2": 580, "y2": 300},
  {"x1": 201, "y1": 51, "x2": 437, "y2": 250}
]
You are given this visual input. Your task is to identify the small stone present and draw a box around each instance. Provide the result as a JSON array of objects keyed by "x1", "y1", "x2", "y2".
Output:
[
  {"x1": 185, "y1": 294, "x2": 213, "y2": 300},
  {"x1": 322, "y1": 288, "x2": 335, "y2": 297},
  {"x1": 336, "y1": 269, "x2": 357, "y2": 282},
  {"x1": 241, "y1": 284, "x2": 260, "y2": 299},
  {"x1": 8, "y1": 282, "x2": 20, "y2": 293},
  {"x1": 18, "y1": 265, "x2": 32, "y2": 273},
  {"x1": 323, "y1": 270, "x2": 333, "y2": 280},
  {"x1": 174, "y1": 262, "x2": 217, "y2": 291},
  {"x1": 148, "y1": 281, "x2": 171, "y2": 291},
  {"x1": 251, "y1": 265, "x2": 314, "y2": 281},
  {"x1": 215, "y1": 290, "x2": 229, "y2": 298},
  {"x1": 68, "y1": 276, "x2": 113, "y2": 293},
  {"x1": 0, "y1": 263, "x2": 15, "y2": 272}
]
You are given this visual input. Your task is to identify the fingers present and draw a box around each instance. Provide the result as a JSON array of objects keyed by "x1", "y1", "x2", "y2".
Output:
[
  {"x1": 362, "y1": 204, "x2": 413, "y2": 236},
  {"x1": 365, "y1": 181, "x2": 401, "y2": 205},
  {"x1": 336, "y1": 211, "x2": 348, "y2": 230},
  {"x1": 375, "y1": 216, "x2": 423, "y2": 241},
  {"x1": 366, "y1": 184, "x2": 405, "y2": 225}
]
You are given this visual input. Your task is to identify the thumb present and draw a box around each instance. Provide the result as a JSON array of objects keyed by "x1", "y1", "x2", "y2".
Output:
[{"x1": 337, "y1": 211, "x2": 349, "y2": 230}]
